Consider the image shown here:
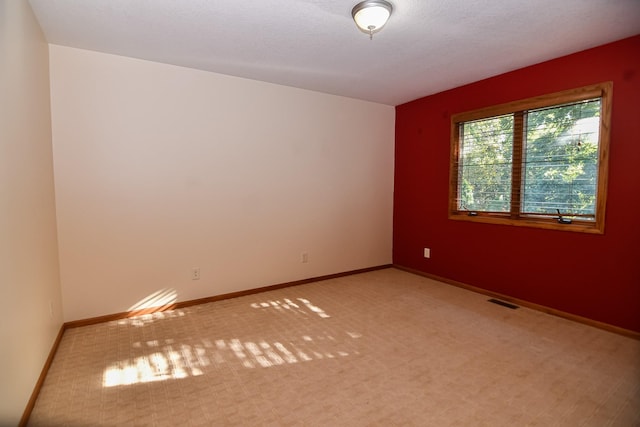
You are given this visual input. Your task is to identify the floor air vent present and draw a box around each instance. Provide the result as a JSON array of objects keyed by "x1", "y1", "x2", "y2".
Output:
[{"x1": 488, "y1": 298, "x2": 519, "y2": 309}]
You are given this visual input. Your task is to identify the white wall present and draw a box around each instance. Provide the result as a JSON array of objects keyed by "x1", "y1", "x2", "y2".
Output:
[
  {"x1": 49, "y1": 45, "x2": 395, "y2": 322},
  {"x1": 0, "y1": 1, "x2": 63, "y2": 424}
]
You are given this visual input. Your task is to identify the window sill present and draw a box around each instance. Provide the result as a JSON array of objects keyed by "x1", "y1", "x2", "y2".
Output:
[{"x1": 448, "y1": 212, "x2": 604, "y2": 234}]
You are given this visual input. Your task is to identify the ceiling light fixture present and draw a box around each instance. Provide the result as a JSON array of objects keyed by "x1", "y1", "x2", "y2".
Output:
[{"x1": 351, "y1": 0, "x2": 393, "y2": 40}]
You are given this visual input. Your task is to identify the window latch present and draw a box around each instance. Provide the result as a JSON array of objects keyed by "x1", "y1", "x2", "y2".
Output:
[{"x1": 556, "y1": 209, "x2": 572, "y2": 224}]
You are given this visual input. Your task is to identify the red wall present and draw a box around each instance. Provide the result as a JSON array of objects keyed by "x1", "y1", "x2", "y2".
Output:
[{"x1": 393, "y1": 35, "x2": 640, "y2": 332}]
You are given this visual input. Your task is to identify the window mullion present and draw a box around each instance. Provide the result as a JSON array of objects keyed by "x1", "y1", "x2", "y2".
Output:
[{"x1": 510, "y1": 112, "x2": 524, "y2": 218}]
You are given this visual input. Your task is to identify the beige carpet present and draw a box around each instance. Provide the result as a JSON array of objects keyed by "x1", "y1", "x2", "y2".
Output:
[{"x1": 28, "y1": 268, "x2": 640, "y2": 426}]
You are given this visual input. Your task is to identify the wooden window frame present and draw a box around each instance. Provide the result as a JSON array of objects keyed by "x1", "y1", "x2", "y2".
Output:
[{"x1": 449, "y1": 82, "x2": 612, "y2": 234}]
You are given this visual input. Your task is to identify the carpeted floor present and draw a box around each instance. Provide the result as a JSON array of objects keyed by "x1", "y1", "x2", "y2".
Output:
[{"x1": 28, "y1": 268, "x2": 640, "y2": 426}]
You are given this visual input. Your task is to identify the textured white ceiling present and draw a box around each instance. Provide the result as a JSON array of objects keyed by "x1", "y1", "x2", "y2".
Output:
[{"x1": 28, "y1": 0, "x2": 640, "y2": 106}]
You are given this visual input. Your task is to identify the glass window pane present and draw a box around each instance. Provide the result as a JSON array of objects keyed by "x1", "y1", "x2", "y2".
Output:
[
  {"x1": 522, "y1": 99, "x2": 600, "y2": 218},
  {"x1": 458, "y1": 115, "x2": 513, "y2": 212}
]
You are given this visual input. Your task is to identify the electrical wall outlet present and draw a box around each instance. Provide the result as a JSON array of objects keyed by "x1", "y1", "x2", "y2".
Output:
[
  {"x1": 424, "y1": 248, "x2": 431, "y2": 258},
  {"x1": 301, "y1": 252, "x2": 309, "y2": 263},
  {"x1": 191, "y1": 267, "x2": 200, "y2": 280}
]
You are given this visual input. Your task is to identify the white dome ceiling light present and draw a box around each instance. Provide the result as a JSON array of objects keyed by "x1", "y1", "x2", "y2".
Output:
[{"x1": 351, "y1": 0, "x2": 393, "y2": 40}]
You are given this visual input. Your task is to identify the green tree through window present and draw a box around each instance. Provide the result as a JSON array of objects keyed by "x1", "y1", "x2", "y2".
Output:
[
  {"x1": 449, "y1": 82, "x2": 611, "y2": 234},
  {"x1": 459, "y1": 114, "x2": 513, "y2": 212},
  {"x1": 523, "y1": 100, "x2": 600, "y2": 217}
]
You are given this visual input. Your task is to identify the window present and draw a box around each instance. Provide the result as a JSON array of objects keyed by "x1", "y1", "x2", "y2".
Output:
[{"x1": 449, "y1": 82, "x2": 612, "y2": 233}]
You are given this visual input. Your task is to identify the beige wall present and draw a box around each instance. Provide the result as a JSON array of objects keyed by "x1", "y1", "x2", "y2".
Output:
[
  {"x1": 0, "y1": 1, "x2": 63, "y2": 424},
  {"x1": 49, "y1": 45, "x2": 395, "y2": 322}
]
